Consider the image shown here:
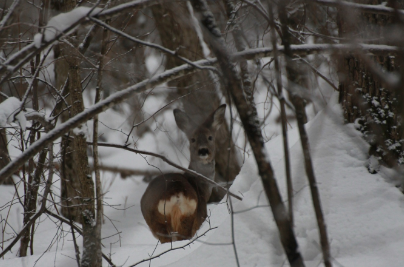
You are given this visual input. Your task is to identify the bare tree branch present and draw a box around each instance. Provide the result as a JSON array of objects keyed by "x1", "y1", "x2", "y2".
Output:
[
  {"x1": 0, "y1": 0, "x2": 20, "y2": 30},
  {"x1": 89, "y1": 17, "x2": 218, "y2": 72},
  {"x1": 313, "y1": 0, "x2": 404, "y2": 18},
  {"x1": 0, "y1": 150, "x2": 55, "y2": 258},
  {"x1": 44, "y1": 210, "x2": 116, "y2": 267},
  {"x1": 129, "y1": 227, "x2": 217, "y2": 267}
]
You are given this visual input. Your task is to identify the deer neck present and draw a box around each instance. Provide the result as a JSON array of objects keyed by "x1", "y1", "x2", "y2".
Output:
[
  {"x1": 188, "y1": 160, "x2": 215, "y2": 201},
  {"x1": 188, "y1": 159, "x2": 215, "y2": 180}
]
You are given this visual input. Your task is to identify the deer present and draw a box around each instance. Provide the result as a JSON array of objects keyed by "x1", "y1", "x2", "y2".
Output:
[{"x1": 140, "y1": 104, "x2": 226, "y2": 243}]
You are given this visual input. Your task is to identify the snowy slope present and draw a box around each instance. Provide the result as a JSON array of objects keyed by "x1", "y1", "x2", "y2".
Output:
[
  {"x1": 161, "y1": 93, "x2": 404, "y2": 267},
  {"x1": 1, "y1": 93, "x2": 404, "y2": 267}
]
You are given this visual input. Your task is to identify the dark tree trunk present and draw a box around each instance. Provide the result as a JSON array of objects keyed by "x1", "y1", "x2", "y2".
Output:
[
  {"x1": 0, "y1": 128, "x2": 13, "y2": 185},
  {"x1": 52, "y1": 0, "x2": 94, "y2": 225},
  {"x1": 51, "y1": 0, "x2": 98, "y2": 265}
]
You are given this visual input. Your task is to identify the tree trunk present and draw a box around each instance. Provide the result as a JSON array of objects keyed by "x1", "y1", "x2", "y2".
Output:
[
  {"x1": 51, "y1": 0, "x2": 98, "y2": 266},
  {"x1": 52, "y1": 1, "x2": 94, "y2": 225},
  {"x1": 0, "y1": 128, "x2": 13, "y2": 185},
  {"x1": 189, "y1": 1, "x2": 305, "y2": 265},
  {"x1": 151, "y1": 2, "x2": 241, "y2": 202}
]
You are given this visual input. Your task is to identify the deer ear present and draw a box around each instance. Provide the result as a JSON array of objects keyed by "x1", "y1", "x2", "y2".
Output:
[
  {"x1": 174, "y1": 109, "x2": 194, "y2": 137},
  {"x1": 211, "y1": 104, "x2": 226, "y2": 131}
]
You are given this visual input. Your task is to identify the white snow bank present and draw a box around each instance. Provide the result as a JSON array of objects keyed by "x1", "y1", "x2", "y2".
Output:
[{"x1": 0, "y1": 97, "x2": 26, "y2": 130}]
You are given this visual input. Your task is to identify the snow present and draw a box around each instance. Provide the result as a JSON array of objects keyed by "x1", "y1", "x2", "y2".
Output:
[
  {"x1": 72, "y1": 123, "x2": 88, "y2": 136},
  {"x1": 0, "y1": 97, "x2": 26, "y2": 130},
  {"x1": 33, "y1": 7, "x2": 102, "y2": 46},
  {"x1": 33, "y1": 33, "x2": 43, "y2": 48},
  {"x1": 2, "y1": 93, "x2": 404, "y2": 266}
]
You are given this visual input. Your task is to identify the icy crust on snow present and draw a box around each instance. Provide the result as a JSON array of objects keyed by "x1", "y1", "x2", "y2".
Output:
[
  {"x1": 34, "y1": 7, "x2": 101, "y2": 48},
  {"x1": 0, "y1": 97, "x2": 26, "y2": 130}
]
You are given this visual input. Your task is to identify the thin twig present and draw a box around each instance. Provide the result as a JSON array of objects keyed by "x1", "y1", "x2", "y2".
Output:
[
  {"x1": 268, "y1": 4, "x2": 294, "y2": 225},
  {"x1": 70, "y1": 219, "x2": 81, "y2": 267},
  {"x1": 44, "y1": 210, "x2": 116, "y2": 267},
  {"x1": 129, "y1": 227, "x2": 217, "y2": 267},
  {"x1": 295, "y1": 56, "x2": 338, "y2": 91},
  {"x1": 87, "y1": 141, "x2": 243, "y2": 201},
  {"x1": 89, "y1": 17, "x2": 218, "y2": 73},
  {"x1": 0, "y1": 149, "x2": 56, "y2": 258}
]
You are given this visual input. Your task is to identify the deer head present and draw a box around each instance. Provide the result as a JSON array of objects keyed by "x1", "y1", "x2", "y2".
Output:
[{"x1": 173, "y1": 104, "x2": 226, "y2": 167}]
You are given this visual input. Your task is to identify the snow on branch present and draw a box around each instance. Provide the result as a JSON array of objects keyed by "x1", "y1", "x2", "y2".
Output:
[
  {"x1": 314, "y1": 0, "x2": 404, "y2": 17},
  {"x1": 234, "y1": 43, "x2": 400, "y2": 61},
  {"x1": 33, "y1": 7, "x2": 102, "y2": 48},
  {"x1": 94, "y1": 0, "x2": 185, "y2": 21},
  {"x1": 0, "y1": 97, "x2": 26, "y2": 130}
]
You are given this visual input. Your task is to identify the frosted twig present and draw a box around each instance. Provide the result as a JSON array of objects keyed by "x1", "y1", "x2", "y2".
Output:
[
  {"x1": 313, "y1": 0, "x2": 404, "y2": 17},
  {"x1": 94, "y1": 0, "x2": 186, "y2": 21}
]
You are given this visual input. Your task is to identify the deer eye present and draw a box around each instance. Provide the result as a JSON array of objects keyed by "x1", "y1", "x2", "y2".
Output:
[
  {"x1": 191, "y1": 138, "x2": 196, "y2": 143},
  {"x1": 208, "y1": 136, "x2": 213, "y2": 141}
]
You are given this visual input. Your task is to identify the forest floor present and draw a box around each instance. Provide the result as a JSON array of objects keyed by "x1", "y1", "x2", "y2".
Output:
[{"x1": 1, "y1": 93, "x2": 404, "y2": 267}]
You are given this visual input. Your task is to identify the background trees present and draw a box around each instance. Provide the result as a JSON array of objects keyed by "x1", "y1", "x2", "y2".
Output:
[{"x1": 1, "y1": 0, "x2": 403, "y2": 266}]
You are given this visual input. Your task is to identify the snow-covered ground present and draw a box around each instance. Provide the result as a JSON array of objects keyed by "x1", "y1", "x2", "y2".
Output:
[{"x1": 1, "y1": 93, "x2": 404, "y2": 267}]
